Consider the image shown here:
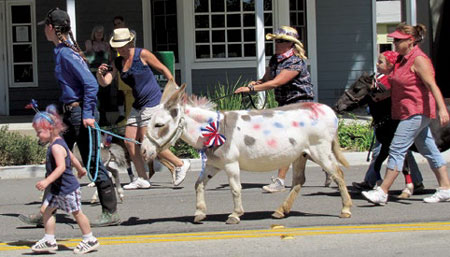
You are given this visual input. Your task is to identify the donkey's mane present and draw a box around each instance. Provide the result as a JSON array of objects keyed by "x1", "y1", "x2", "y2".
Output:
[{"x1": 184, "y1": 95, "x2": 217, "y2": 111}]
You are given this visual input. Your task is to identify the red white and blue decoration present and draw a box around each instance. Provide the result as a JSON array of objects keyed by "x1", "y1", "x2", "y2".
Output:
[
  {"x1": 201, "y1": 119, "x2": 226, "y2": 148},
  {"x1": 25, "y1": 99, "x2": 39, "y2": 113}
]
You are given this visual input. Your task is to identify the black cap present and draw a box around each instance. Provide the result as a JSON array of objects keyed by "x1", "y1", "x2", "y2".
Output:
[{"x1": 38, "y1": 7, "x2": 70, "y2": 27}]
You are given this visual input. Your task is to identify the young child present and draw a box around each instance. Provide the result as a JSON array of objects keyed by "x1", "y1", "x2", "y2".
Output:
[{"x1": 30, "y1": 105, "x2": 100, "y2": 254}]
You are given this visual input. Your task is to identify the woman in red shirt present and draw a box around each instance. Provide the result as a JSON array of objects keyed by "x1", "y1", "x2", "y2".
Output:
[{"x1": 363, "y1": 23, "x2": 450, "y2": 205}]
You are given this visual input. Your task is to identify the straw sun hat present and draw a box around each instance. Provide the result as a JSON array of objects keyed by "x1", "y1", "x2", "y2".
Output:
[
  {"x1": 110, "y1": 28, "x2": 135, "y2": 48},
  {"x1": 266, "y1": 26, "x2": 307, "y2": 59},
  {"x1": 266, "y1": 26, "x2": 302, "y2": 45}
]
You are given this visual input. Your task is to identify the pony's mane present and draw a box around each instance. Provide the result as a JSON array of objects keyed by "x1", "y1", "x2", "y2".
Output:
[{"x1": 184, "y1": 95, "x2": 217, "y2": 111}]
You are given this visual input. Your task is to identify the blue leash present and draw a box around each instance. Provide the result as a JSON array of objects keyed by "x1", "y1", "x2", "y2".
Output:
[
  {"x1": 86, "y1": 123, "x2": 101, "y2": 182},
  {"x1": 85, "y1": 123, "x2": 142, "y2": 182}
]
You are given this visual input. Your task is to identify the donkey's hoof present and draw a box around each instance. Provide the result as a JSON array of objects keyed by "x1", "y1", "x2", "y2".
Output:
[
  {"x1": 398, "y1": 187, "x2": 412, "y2": 199},
  {"x1": 397, "y1": 192, "x2": 411, "y2": 199},
  {"x1": 272, "y1": 211, "x2": 285, "y2": 219},
  {"x1": 226, "y1": 216, "x2": 240, "y2": 224},
  {"x1": 194, "y1": 214, "x2": 206, "y2": 223},
  {"x1": 339, "y1": 212, "x2": 351, "y2": 218}
]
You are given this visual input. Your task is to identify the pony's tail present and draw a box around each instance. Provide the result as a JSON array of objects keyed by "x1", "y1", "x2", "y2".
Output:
[{"x1": 332, "y1": 135, "x2": 349, "y2": 168}]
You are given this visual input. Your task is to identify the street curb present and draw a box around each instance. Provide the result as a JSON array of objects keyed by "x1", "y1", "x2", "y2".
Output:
[{"x1": 1, "y1": 151, "x2": 450, "y2": 180}]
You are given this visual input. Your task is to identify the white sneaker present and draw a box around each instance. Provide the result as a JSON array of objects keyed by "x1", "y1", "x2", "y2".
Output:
[
  {"x1": 262, "y1": 177, "x2": 286, "y2": 193},
  {"x1": 362, "y1": 187, "x2": 388, "y2": 205},
  {"x1": 73, "y1": 239, "x2": 100, "y2": 254},
  {"x1": 31, "y1": 239, "x2": 58, "y2": 253},
  {"x1": 174, "y1": 160, "x2": 191, "y2": 186},
  {"x1": 123, "y1": 177, "x2": 151, "y2": 190},
  {"x1": 423, "y1": 188, "x2": 450, "y2": 203}
]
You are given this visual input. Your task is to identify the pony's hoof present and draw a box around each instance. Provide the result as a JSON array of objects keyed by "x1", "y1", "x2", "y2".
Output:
[
  {"x1": 194, "y1": 214, "x2": 206, "y2": 223},
  {"x1": 272, "y1": 211, "x2": 285, "y2": 219},
  {"x1": 87, "y1": 182, "x2": 96, "y2": 188},
  {"x1": 398, "y1": 187, "x2": 412, "y2": 199},
  {"x1": 397, "y1": 192, "x2": 411, "y2": 199},
  {"x1": 90, "y1": 199, "x2": 98, "y2": 204},
  {"x1": 226, "y1": 216, "x2": 240, "y2": 224},
  {"x1": 339, "y1": 212, "x2": 351, "y2": 218},
  {"x1": 119, "y1": 195, "x2": 124, "y2": 203}
]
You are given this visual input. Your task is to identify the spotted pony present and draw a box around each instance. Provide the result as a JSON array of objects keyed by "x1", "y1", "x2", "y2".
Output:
[{"x1": 140, "y1": 81, "x2": 352, "y2": 224}]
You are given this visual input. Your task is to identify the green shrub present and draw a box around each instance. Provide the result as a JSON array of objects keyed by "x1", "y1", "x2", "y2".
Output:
[
  {"x1": 337, "y1": 117, "x2": 374, "y2": 152},
  {"x1": 0, "y1": 126, "x2": 46, "y2": 166},
  {"x1": 207, "y1": 76, "x2": 278, "y2": 110},
  {"x1": 170, "y1": 140, "x2": 199, "y2": 159}
]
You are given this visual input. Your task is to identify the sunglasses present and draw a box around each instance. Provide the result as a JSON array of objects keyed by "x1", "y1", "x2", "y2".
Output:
[
  {"x1": 393, "y1": 38, "x2": 410, "y2": 43},
  {"x1": 275, "y1": 39, "x2": 289, "y2": 43}
]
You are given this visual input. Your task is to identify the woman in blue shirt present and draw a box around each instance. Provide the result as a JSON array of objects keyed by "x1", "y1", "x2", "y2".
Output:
[
  {"x1": 97, "y1": 28, "x2": 191, "y2": 189},
  {"x1": 40, "y1": 8, "x2": 119, "y2": 227}
]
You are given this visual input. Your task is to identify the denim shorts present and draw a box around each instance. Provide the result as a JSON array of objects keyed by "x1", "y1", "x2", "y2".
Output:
[
  {"x1": 387, "y1": 114, "x2": 445, "y2": 171},
  {"x1": 127, "y1": 105, "x2": 160, "y2": 127}
]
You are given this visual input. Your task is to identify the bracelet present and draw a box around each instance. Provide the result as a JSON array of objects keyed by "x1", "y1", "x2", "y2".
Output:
[{"x1": 248, "y1": 84, "x2": 255, "y2": 92}]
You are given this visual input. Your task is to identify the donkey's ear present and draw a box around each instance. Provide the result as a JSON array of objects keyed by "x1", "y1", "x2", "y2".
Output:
[
  {"x1": 164, "y1": 83, "x2": 186, "y2": 109},
  {"x1": 161, "y1": 79, "x2": 180, "y2": 103}
]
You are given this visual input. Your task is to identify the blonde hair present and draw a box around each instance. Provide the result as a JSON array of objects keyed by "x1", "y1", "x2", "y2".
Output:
[
  {"x1": 395, "y1": 22, "x2": 426, "y2": 45},
  {"x1": 266, "y1": 26, "x2": 307, "y2": 60},
  {"x1": 90, "y1": 25, "x2": 105, "y2": 41}
]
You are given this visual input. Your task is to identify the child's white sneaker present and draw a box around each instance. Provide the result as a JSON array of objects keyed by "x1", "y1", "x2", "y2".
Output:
[
  {"x1": 31, "y1": 238, "x2": 58, "y2": 253},
  {"x1": 73, "y1": 239, "x2": 100, "y2": 254}
]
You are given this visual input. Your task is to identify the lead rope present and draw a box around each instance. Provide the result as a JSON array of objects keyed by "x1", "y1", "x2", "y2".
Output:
[
  {"x1": 86, "y1": 122, "x2": 142, "y2": 182},
  {"x1": 86, "y1": 123, "x2": 101, "y2": 182}
]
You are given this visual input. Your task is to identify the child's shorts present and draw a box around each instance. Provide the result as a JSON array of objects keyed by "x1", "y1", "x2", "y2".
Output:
[{"x1": 47, "y1": 188, "x2": 82, "y2": 213}]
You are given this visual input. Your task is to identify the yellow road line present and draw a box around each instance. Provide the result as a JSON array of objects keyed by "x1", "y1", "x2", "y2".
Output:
[{"x1": 2, "y1": 222, "x2": 450, "y2": 251}]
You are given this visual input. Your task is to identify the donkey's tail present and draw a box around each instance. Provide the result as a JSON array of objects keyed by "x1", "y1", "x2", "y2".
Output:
[{"x1": 332, "y1": 135, "x2": 349, "y2": 168}]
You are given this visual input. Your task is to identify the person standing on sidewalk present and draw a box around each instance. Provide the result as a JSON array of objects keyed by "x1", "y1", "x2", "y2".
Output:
[
  {"x1": 362, "y1": 23, "x2": 450, "y2": 205},
  {"x1": 234, "y1": 26, "x2": 314, "y2": 193},
  {"x1": 39, "y1": 8, "x2": 119, "y2": 226},
  {"x1": 97, "y1": 28, "x2": 190, "y2": 189},
  {"x1": 29, "y1": 105, "x2": 100, "y2": 255}
]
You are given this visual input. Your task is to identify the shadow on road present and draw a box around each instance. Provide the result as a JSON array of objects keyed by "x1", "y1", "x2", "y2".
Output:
[{"x1": 119, "y1": 210, "x2": 337, "y2": 226}]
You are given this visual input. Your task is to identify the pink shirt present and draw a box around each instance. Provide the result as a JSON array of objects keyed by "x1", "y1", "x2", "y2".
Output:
[{"x1": 390, "y1": 45, "x2": 436, "y2": 120}]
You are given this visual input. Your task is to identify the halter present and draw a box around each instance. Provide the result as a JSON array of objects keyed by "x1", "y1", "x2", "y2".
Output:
[{"x1": 145, "y1": 114, "x2": 186, "y2": 151}]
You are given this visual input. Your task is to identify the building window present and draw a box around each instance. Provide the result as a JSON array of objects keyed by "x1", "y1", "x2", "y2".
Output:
[
  {"x1": 289, "y1": 0, "x2": 307, "y2": 51},
  {"x1": 194, "y1": 0, "x2": 274, "y2": 60},
  {"x1": 378, "y1": 43, "x2": 393, "y2": 53},
  {"x1": 6, "y1": 1, "x2": 37, "y2": 87},
  {"x1": 151, "y1": 0, "x2": 179, "y2": 62}
]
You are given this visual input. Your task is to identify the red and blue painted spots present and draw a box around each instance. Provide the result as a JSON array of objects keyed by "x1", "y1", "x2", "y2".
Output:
[{"x1": 267, "y1": 138, "x2": 277, "y2": 148}]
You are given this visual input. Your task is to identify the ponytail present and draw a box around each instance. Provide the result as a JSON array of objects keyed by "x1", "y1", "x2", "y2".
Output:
[
  {"x1": 413, "y1": 24, "x2": 426, "y2": 44},
  {"x1": 55, "y1": 26, "x2": 88, "y2": 63}
]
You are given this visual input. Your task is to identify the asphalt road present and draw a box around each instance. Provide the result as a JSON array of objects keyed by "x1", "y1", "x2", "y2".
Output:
[{"x1": 1, "y1": 161, "x2": 450, "y2": 256}]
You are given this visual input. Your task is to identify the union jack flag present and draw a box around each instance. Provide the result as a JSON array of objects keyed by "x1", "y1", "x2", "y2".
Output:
[{"x1": 201, "y1": 120, "x2": 226, "y2": 148}]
